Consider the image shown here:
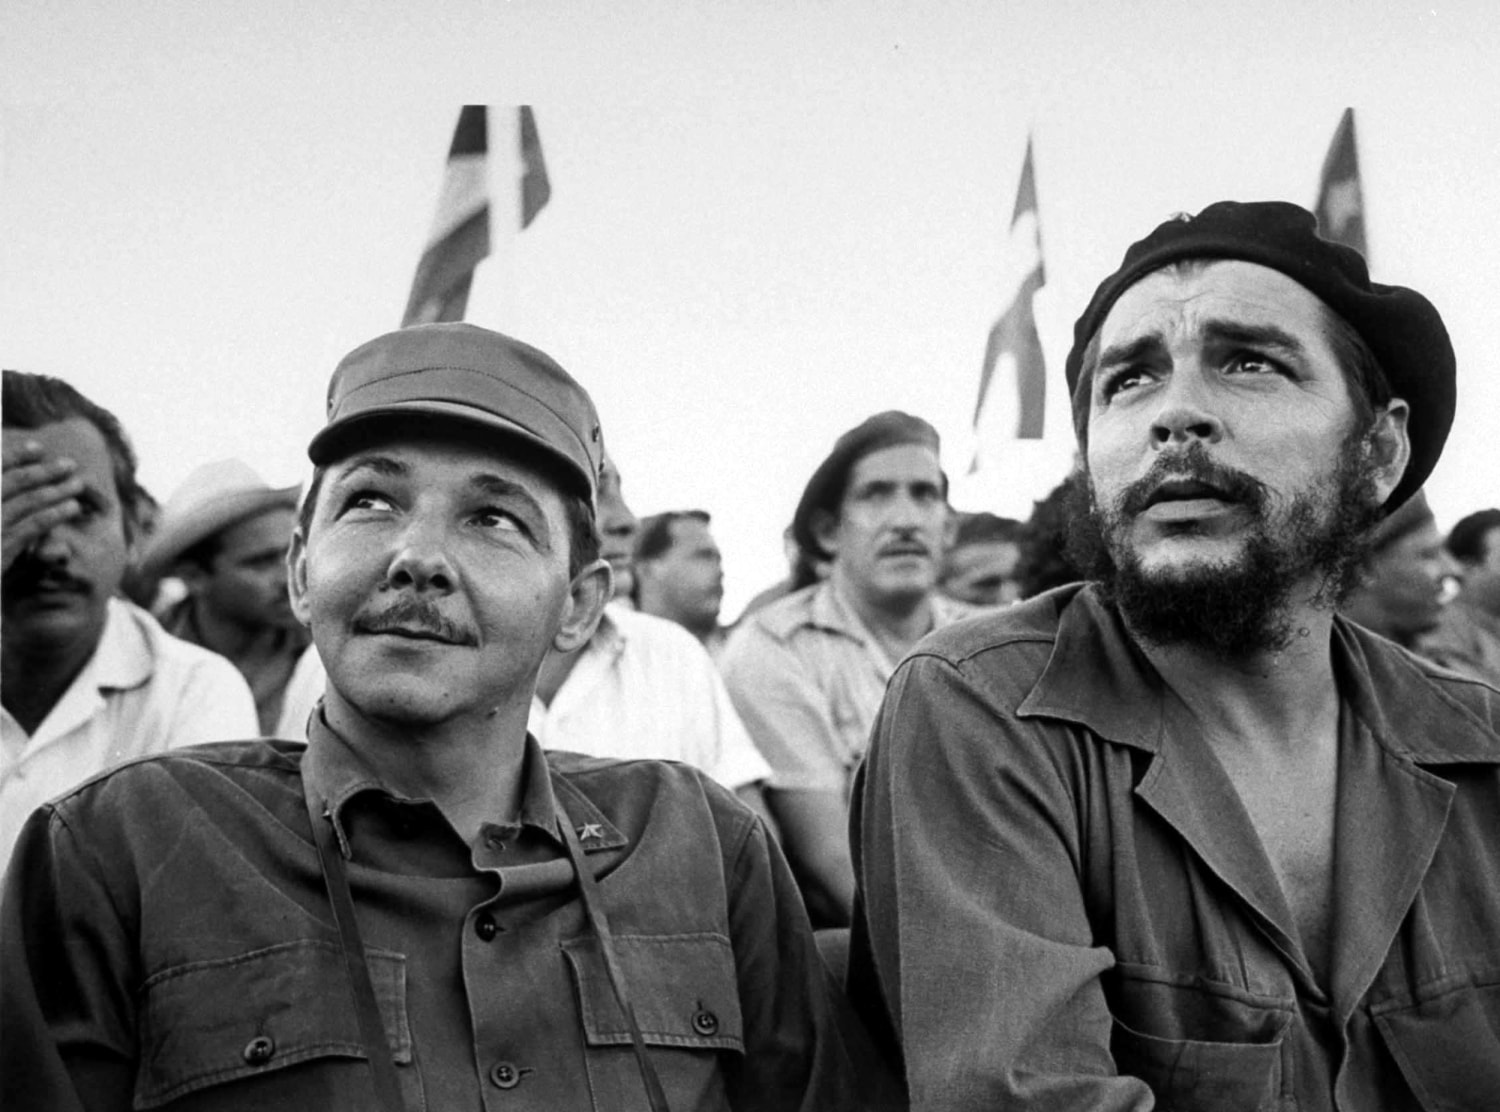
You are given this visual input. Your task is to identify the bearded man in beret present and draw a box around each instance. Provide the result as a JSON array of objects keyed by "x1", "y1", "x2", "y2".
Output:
[{"x1": 850, "y1": 201, "x2": 1500, "y2": 1110}]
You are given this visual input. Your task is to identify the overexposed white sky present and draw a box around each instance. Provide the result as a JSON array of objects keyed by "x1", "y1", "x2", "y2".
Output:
[{"x1": 5, "y1": 1, "x2": 1498, "y2": 617}]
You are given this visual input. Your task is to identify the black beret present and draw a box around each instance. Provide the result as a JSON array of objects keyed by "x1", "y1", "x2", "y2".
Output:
[
  {"x1": 791, "y1": 411, "x2": 942, "y2": 562},
  {"x1": 1064, "y1": 200, "x2": 1455, "y2": 514}
]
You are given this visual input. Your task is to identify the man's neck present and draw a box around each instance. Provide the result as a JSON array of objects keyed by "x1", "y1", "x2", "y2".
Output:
[
  {"x1": 832, "y1": 569, "x2": 935, "y2": 664},
  {"x1": 320, "y1": 692, "x2": 533, "y2": 843},
  {"x1": 188, "y1": 599, "x2": 285, "y2": 664},
  {"x1": 1, "y1": 632, "x2": 100, "y2": 735},
  {"x1": 1133, "y1": 605, "x2": 1341, "y2": 747}
]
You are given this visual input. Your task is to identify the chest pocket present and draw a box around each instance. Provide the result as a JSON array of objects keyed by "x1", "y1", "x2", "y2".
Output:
[
  {"x1": 564, "y1": 932, "x2": 744, "y2": 1112},
  {"x1": 1372, "y1": 964, "x2": 1500, "y2": 1111},
  {"x1": 134, "y1": 939, "x2": 412, "y2": 1110},
  {"x1": 1107, "y1": 962, "x2": 1292, "y2": 1112}
]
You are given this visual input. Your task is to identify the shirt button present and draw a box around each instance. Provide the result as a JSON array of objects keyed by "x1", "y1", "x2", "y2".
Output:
[
  {"x1": 490, "y1": 1061, "x2": 523, "y2": 1089},
  {"x1": 474, "y1": 913, "x2": 499, "y2": 942},
  {"x1": 242, "y1": 1035, "x2": 276, "y2": 1065},
  {"x1": 692, "y1": 1009, "x2": 719, "y2": 1036}
]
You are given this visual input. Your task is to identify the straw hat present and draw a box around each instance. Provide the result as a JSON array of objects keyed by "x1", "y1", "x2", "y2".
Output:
[{"x1": 140, "y1": 459, "x2": 299, "y2": 578}]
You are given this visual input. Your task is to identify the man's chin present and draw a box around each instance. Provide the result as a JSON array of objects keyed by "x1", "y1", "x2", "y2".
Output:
[
  {"x1": 1106, "y1": 551, "x2": 1300, "y2": 658},
  {"x1": 1127, "y1": 544, "x2": 1251, "y2": 587},
  {"x1": 2, "y1": 596, "x2": 105, "y2": 647},
  {"x1": 341, "y1": 688, "x2": 462, "y2": 728},
  {"x1": 867, "y1": 572, "x2": 937, "y2": 610}
]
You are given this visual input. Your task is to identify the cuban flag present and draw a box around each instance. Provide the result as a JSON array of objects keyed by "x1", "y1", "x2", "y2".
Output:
[
  {"x1": 973, "y1": 135, "x2": 1047, "y2": 461},
  {"x1": 403, "y1": 106, "x2": 551, "y2": 326},
  {"x1": 1314, "y1": 107, "x2": 1368, "y2": 261}
]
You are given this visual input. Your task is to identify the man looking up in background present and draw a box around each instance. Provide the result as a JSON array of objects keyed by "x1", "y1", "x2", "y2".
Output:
[
  {"x1": 634, "y1": 509, "x2": 729, "y2": 656},
  {"x1": 721, "y1": 411, "x2": 972, "y2": 927},
  {"x1": 143, "y1": 458, "x2": 309, "y2": 734},
  {"x1": 850, "y1": 201, "x2": 1500, "y2": 1110},
  {"x1": 1, "y1": 371, "x2": 255, "y2": 868}
]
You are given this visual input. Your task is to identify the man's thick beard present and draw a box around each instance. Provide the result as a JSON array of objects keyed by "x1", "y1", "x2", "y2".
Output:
[{"x1": 1065, "y1": 437, "x2": 1384, "y2": 659}]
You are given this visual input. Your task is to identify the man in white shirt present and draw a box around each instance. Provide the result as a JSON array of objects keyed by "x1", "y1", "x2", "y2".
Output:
[
  {"x1": 634, "y1": 509, "x2": 732, "y2": 658},
  {"x1": 1, "y1": 372, "x2": 257, "y2": 868},
  {"x1": 530, "y1": 602, "x2": 771, "y2": 798}
]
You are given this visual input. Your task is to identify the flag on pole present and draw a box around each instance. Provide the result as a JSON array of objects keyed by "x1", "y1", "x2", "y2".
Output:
[
  {"x1": 1314, "y1": 107, "x2": 1368, "y2": 260},
  {"x1": 403, "y1": 106, "x2": 491, "y2": 326},
  {"x1": 973, "y1": 136, "x2": 1047, "y2": 461}
]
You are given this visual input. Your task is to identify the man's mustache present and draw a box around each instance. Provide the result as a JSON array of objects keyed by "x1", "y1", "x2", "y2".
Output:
[
  {"x1": 1, "y1": 555, "x2": 90, "y2": 599},
  {"x1": 354, "y1": 596, "x2": 477, "y2": 646},
  {"x1": 1115, "y1": 445, "x2": 1269, "y2": 518}
]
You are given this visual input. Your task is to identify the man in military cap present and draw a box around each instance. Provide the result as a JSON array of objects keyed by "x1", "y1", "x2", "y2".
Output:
[
  {"x1": 3, "y1": 324, "x2": 866, "y2": 1110},
  {"x1": 850, "y1": 202, "x2": 1500, "y2": 1109},
  {"x1": 721, "y1": 411, "x2": 973, "y2": 927}
]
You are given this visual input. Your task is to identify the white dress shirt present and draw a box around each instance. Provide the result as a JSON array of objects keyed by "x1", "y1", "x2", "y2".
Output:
[{"x1": 2, "y1": 597, "x2": 258, "y2": 871}]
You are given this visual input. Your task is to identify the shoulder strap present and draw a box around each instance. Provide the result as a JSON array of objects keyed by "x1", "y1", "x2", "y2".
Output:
[
  {"x1": 560, "y1": 808, "x2": 671, "y2": 1112},
  {"x1": 306, "y1": 797, "x2": 407, "y2": 1112}
]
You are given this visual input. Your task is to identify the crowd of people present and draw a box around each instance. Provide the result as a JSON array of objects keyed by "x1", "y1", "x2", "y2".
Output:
[{"x1": 3, "y1": 198, "x2": 1499, "y2": 1109}]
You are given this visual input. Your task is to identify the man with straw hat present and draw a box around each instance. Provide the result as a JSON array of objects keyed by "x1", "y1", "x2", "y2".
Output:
[{"x1": 143, "y1": 459, "x2": 309, "y2": 734}]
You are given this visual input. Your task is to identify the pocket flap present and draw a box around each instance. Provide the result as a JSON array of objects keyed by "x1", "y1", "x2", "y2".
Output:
[
  {"x1": 136, "y1": 939, "x2": 410, "y2": 1109},
  {"x1": 1373, "y1": 970, "x2": 1500, "y2": 1108},
  {"x1": 564, "y1": 932, "x2": 744, "y2": 1053},
  {"x1": 1112, "y1": 1017, "x2": 1285, "y2": 1111}
]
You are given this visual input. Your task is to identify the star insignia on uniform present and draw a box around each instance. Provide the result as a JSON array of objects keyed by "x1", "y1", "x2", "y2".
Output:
[{"x1": 577, "y1": 823, "x2": 605, "y2": 842}]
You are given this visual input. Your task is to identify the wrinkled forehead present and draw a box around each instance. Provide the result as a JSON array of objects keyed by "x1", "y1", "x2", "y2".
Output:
[
  {"x1": 846, "y1": 442, "x2": 944, "y2": 486},
  {"x1": 1097, "y1": 259, "x2": 1336, "y2": 353},
  {"x1": 3, "y1": 417, "x2": 118, "y2": 494}
]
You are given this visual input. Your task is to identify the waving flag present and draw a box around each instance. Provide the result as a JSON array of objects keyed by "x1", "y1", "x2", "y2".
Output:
[
  {"x1": 403, "y1": 107, "x2": 552, "y2": 326},
  {"x1": 403, "y1": 106, "x2": 491, "y2": 326},
  {"x1": 1315, "y1": 108, "x2": 1367, "y2": 260},
  {"x1": 973, "y1": 136, "x2": 1047, "y2": 457}
]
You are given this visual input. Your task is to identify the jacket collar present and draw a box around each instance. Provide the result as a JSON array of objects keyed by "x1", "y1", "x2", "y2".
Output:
[
  {"x1": 1018, "y1": 584, "x2": 1500, "y2": 1012},
  {"x1": 301, "y1": 709, "x2": 625, "y2": 858},
  {"x1": 1018, "y1": 585, "x2": 1500, "y2": 767},
  {"x1": 92, "y1": 596, "x2": 156, "y2": 693}
]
